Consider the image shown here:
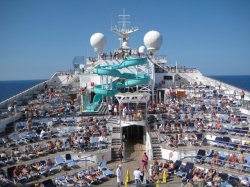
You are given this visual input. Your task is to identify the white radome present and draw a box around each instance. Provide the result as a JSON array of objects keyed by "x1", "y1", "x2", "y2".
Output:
[
  {"x1": 90, "y1": 33, "x2": 106, "y2": 52},
  {"x1": 144, "y1": 30, "x2": 163, "y2": 52},
  {"x1": 138, "y1": 46, "x2": 146, "y2": 54}
]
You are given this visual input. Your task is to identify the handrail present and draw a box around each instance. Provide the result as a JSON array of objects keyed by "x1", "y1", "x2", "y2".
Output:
[
  {"x1": 0, "y1": 70, "x2": 80, "y2": 110},
  {"x1": 146, "y1": 127, "x2": 154, "y2": 160},
  {"x1": 203, "y1": 76, "x2": 250, "y2": 99},
  {"x1": 0, "y1": 79, "x2": 49, "y2": 109}
]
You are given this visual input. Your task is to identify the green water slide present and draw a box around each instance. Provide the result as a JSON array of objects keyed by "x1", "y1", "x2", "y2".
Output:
[
  {"x1": 84, "y1": 56, "x2": 149, "y2": 112},
  {"x1": 93, "y1": 56, "x2": 149, "y2": 95},
  {"x1": 84, "y1": 94, "x2": 102, "y2": 112}
]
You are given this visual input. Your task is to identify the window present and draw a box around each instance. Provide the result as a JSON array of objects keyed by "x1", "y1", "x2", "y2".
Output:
[{"x1": 164, "y1": 76, "x2": 172, "y2": 80}]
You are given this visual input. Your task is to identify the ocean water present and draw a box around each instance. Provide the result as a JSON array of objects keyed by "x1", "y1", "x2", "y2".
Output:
[
  {"x1": 0, "y1": 80, "x2": 46, "y2": 102},
  {"x1": 209, "y1": 75, "x2": 250, "y2": 92},
  {"x1": 0, "y1": 76, "x2": 249, "y2": 103}
]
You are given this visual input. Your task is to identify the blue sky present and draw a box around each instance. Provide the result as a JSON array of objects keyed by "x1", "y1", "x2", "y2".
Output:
[{"x1": 0, "y1": 0, "x2": 250, "y2": 80}]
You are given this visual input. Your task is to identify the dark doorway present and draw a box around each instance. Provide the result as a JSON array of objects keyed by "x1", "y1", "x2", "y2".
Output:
[
  {"x1": 90, "y1": 92, "x2": 95, "y2": 102},
  {"x1": 123, "y1": 125, "x2": 144, "y2": 144}
]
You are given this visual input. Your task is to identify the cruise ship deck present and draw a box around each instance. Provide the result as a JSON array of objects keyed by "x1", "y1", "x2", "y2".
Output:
[
  {"x1": 0, "y1": 79, "x2": 250, "y2": 187},
  {"x1": 1, "y1": 11, "x2": 250, "y2": 187}
]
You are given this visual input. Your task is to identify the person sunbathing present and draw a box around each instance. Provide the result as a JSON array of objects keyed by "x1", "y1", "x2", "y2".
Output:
[
  {"x1": 46, "y1": 158, "x2": 54, "y2": 167},
  {"x1": 239, "y1": 151, "x2": 245, "y2": 164},
  {"x1": 12, "y1": 166, "x2": 21, "y2": 178},
  {"x1": 211, "y1": 153, "x2": 219, "y2": 167},
  {"x1": 213, "y1": 173, "x2": 221, "y2": 186},
  {"x1": 46, "y1": 141, "x2": 54, "y2": 152},
  {"x1": 21, "y1": 165, "x2": 30, "y2": 176},
  {"x1": 84, "y1": 172, "x2": 96, "y2": 182},
  {"x1": 25, "y1": 145, "x2": 34, "y2": 153},
  {"x1": 76, "y1": 178, "x2": 87, "y2": 186},
  {"x1": 55, "y1": 139, "x2": 62, "y2": 151},
  {"x1": 0, "y1": 151, "x2": 8, "y2": 161},
  {"x1": 61, "y1": 163, "x2": 70, "y2": 171},
  {"x1": 228, "y1": 153, "x2": 238, "y2": 166},
  {"x1": 204, "y1": 169, "x2": 214, "y2": 181},
  {"x1": 32, "y1": 162, "x2": 42, "y2": 172},
  {"x1": 35, "y1": 144, "x2": 44, "y2": 156},
  {"x1": 95, "y1": 170, "x2": 105, "y2": 177},
  {"x1": 169, "y1": 162, "x2": 174, "y2": 170}
]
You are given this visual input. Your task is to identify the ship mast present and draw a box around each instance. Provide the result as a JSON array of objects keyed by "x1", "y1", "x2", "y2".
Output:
[{"x1": 111, "y1": 10, "x2": 138, "y2": 49}]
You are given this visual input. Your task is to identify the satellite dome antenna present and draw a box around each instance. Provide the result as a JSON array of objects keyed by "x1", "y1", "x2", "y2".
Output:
[
  {"x1": 90, "y1": 33, "x2": 106, "y2": 59},
  {"x1": 144, "y1": 30, "x2": 163, "y2": 54},
  {"x1": 111, "y1": 9, "x2": 138, "y2": 49}
]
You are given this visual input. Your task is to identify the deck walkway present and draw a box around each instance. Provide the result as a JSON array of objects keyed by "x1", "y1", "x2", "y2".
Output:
[{"x1": 100, "y1": 143, "x2": 182, "y2": 187}]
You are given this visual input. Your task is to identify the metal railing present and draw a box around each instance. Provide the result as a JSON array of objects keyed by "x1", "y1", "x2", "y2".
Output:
[{"x1": 0, "y1": 80, "x2": 48, "y2": 109}]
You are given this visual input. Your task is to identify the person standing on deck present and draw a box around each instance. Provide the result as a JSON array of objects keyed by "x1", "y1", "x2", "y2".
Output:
[
  {"x1": 116, "y1": 164, "x2": 124, "y2": 187},
  {"x1": 108, "y1": 103, "x2": 113, "y2": 115},
  {"x1": 141, "y1": 152, "x2": 149, "y2": 171},
  {"x1": 239, "y1": 151, "x2": 245, "y2": 167},
  {"x1": 233, "y1": 90, "x2": 236, "y2": 100},
  {"x1": 27, "y1": 117, "x2": 32, "y2": 131},
  {"x1": 241, "y1": 90, "x2": 245, "y2": 101},
  {"x1": 44, "y1": 82, "x2": 48, "y2": 92},
  {"x1": 133, "y1": 167, "x2": 141, "y2": 186},
  {"x1": 148, "y1": 164, "x2": 154, "y2": 181},
  {"x1": 114, "y1": 105, "x2": 118, "y2": 116},
  {"x1": 118, "y1": 146, "x2": 123, "y2": 163}
]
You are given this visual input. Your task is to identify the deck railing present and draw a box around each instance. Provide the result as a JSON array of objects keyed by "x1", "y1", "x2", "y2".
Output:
[{"x1": 0, "y1": 80, "x2": 48, "y2": 109}]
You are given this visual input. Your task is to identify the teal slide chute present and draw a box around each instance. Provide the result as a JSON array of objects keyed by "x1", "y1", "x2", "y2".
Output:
[
  {"x1": 84, "y1": 56, "x2": 149, "y2": 112},
  {"x1": 93, "y1": 56, "x2": 149, "y2": 95},
  {"x1": 84, "y1": 94, "x2": 102, "y2": 112}
]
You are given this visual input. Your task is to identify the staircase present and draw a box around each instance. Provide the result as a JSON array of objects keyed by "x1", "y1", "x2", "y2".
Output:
[
  {"x1": 99, "y1": 105, "x2": 108, "y2": 115},
  {"x1": 111, "y1": 127, "x2": 122, "y2": 161},
  {"x1": 149, "y1": 131, "x2": 162, "y2": 160},
  {"x1": 107, "y1": 116, "x2": 122, "y2": 161},
  {"x1": 175, "y1": 74, "x2": 190, "y2": 85},
  {"x1": 107, "y1": 117, "x2": 120, "y2": 126},
  {"x1": 112, "y1": 127, "x2": 121, "y2": 133}
]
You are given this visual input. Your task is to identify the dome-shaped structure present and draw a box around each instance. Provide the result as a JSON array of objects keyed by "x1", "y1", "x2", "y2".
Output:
[
  {"x1": 90, "y1": 33, "x2": 106, "y2": 52},
  {"x1": 143, "y1": 30, "x2": 163, "y2": 52},
  {"x1": 138, "y1": 46, "x2": 146, "y2": 54}
]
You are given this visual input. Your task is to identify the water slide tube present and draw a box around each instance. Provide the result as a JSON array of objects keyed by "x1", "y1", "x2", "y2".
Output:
[
  {"x1": 93, "y1": 56, "x2": 149, "y2": 95},
  {"x1": 85, "y1": 56, "x2": 149, "y2": 112}
]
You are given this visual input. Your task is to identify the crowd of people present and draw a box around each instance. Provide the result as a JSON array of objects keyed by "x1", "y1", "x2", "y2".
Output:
[
  {"x1": 0, "y1": 84, "x2": 114, "y2": 186},
  {"x1": 108, "y1": 103, "x2": 145, "y2": 121},
  {"x1": 146, "y1": 85, "x2": 249, "y2": 186},
  {"x1": 113, "y1": 83, "x2": 249, "y2": 186}
]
